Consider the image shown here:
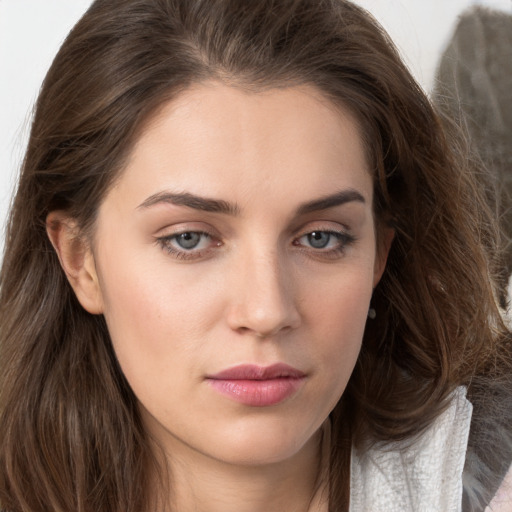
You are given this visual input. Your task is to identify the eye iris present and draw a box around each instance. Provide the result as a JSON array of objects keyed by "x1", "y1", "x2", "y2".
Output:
[
  {"x1": 308, "y1": 231, "x2": 330, "y2": 249},
  {"x1": 176, "y1": 232, "x2": 201, "y2": 249}
]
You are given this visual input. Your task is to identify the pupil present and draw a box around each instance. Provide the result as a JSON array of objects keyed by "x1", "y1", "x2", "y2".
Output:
[
  {"x1": 308, "y1": 232, "x2": 330, "y2": 249},
  {"x1": 177, "y1": 232, "x2": 201, "y2": 249}
]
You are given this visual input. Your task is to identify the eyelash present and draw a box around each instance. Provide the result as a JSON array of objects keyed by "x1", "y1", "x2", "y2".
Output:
[
  {"x1": 156, "y1": 228, "x2": 356, "y2": 261},
  {"x1": 293, "y1": 230, "x2": 357, "y2": 259},
  {"x1": 156, "y1": 230, "x2": 219, "y2": 260}
]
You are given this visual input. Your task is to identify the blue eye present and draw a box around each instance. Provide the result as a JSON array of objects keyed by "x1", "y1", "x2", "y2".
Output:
[
  {"x1": 306, "y1": 231, "x2": 331, "y2": 249},
  {"x1": 174, "y1": 232, "x2": 203, "y2": 250},
  {"x1": 293, "y1": 229, "x2": 357, "y2": 259},
  {"x1": 298, "y1": 230, "x2": 352, "y2": 250},
  {"x1": 157, "y1": 231, "x2": 215, "y2": 258}
]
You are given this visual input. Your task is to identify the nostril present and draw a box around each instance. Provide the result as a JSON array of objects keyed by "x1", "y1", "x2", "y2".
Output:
[{"x1": 235, "y1": 324, "x2": 294, "y2": 339}]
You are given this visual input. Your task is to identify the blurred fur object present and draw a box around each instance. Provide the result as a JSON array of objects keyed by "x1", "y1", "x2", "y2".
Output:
[
  {"x1": 434, "y1": 7, "x2": 512, "y2": 286},
  {"x1": 434, "y1": 9, "x2": 512, "y2": 511}
]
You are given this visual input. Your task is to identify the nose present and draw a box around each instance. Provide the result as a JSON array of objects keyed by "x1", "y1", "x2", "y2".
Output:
[{"x1": 226, "y1": 248, "x2": 301, "y2": 338}]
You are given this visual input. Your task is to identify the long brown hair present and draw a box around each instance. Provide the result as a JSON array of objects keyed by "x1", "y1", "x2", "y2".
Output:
[{"x1": 1, "y1": 1, "x2": 510, "y2": 511}]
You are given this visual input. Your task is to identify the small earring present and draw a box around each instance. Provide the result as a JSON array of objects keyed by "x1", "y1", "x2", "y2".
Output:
[{"x1": 368, "y1": 308, "x2": 376, "y2": 320}]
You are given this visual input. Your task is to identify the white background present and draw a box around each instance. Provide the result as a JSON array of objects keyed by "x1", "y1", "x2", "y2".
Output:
[{"x1": 1, "y1": 0, "x2": 512, "y2": 246}]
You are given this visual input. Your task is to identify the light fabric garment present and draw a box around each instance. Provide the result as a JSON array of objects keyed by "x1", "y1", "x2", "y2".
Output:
[
  {"x1": 350, "y1": 387, "x2": 472, "y2": 512},
  {"x1": 308, "y1": 387, "x2": 473, "y2": 512}
]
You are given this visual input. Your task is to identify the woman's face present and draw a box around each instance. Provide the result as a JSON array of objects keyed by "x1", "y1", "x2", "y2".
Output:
[{"x1": 85, "y1": 83, "x2": 388, "y2": 466}]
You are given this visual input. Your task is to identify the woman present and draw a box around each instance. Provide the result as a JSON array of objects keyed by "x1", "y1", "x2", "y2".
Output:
[{"x1": 0, "y1": 1, "x2": 511, "y2": 511}]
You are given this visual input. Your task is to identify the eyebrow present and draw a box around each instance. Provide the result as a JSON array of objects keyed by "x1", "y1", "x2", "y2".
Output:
[
  {"x1": 137, "y1": 189, "x2": 365, "y2": 216},
  {"x1": 296, "y1": 189, "x2": 366, "y2": 215},
  {"x1": 137, "y1": 191, "x2": 241, "y2": 215}
]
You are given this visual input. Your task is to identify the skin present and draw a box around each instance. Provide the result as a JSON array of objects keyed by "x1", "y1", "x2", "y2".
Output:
[{"x1": 48, "y1": 82, "x2": 392, "y2": 512}]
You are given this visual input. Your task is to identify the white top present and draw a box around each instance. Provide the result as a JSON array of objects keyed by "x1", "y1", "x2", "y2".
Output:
[
  {"x1": 309, "y1": 387, "x2": 512, "y2": 511},
  {"x1": 349, "y1": 387, "x2": 473, "y2": 512}
]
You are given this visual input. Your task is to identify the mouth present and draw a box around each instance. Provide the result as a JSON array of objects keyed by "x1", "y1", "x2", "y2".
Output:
[{"x1": 205, "y1": 363, "x2": 306, "y2": 407}]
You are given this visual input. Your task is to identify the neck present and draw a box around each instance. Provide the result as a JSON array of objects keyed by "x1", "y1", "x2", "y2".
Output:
[{"x1": 152, "y1": 428, "x2": 324, "y2": 512}]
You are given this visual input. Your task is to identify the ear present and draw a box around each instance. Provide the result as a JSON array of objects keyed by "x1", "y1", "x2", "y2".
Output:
[
  {"x1": 46, "y1": 211, "x2": 104, "y2": 314},
  {"x1": 373, "y1": 226, "x2": 395, "y2": 287}
]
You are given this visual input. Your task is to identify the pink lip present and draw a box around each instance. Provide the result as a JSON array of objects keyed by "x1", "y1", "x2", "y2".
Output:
[{"x1": 206, "y1": 364, "x2": 306, "y2": 407}]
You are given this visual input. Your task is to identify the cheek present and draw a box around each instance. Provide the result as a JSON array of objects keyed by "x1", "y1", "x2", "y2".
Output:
[
  {"x1": 304, "y1": 265, "x2": 374, "y2": 391},
  {"x1": 99, "y1": 237, "x2": 221, "y2": 327},
  {"x1": 96, "y1": 251, "x2": 225, "y2": 396},
  {"x1": 304, "y1": 259, "x2": 374, "y2": 332}
]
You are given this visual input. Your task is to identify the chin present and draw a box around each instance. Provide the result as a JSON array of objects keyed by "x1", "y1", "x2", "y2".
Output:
[{"x1": 203, "y1": 417, "x2": 322, "y2": 467}]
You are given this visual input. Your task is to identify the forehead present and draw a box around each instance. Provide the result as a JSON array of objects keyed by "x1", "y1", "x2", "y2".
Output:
[{"x1": 108, "y1": 82, "x2": 372, "y2": 211}]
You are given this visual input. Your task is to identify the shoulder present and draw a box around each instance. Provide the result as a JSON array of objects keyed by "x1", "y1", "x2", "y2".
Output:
[
  {"x1": 350, "y1": 387, "x2": 471, "y2": 512},
  {"x1": 349, "y1": 387, "x2": 512, "y2": 512}
]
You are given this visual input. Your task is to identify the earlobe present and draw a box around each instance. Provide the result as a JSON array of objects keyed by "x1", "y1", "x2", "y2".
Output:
[
  {"x1": 373, "y1": 226, "x2": 395, "y2": 287},
  {"x1": 46, "y1": 211, "x2": 104, "y2": 314}
]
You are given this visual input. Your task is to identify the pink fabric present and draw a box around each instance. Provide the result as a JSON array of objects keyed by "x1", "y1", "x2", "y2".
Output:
[{"x1": 486, "y1": 466, "x2": 512, "y2": 512}]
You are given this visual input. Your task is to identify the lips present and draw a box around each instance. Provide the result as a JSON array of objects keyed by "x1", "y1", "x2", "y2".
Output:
[{"x1": 206, "y1": 363, "x2": 306, "y2": 407}]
